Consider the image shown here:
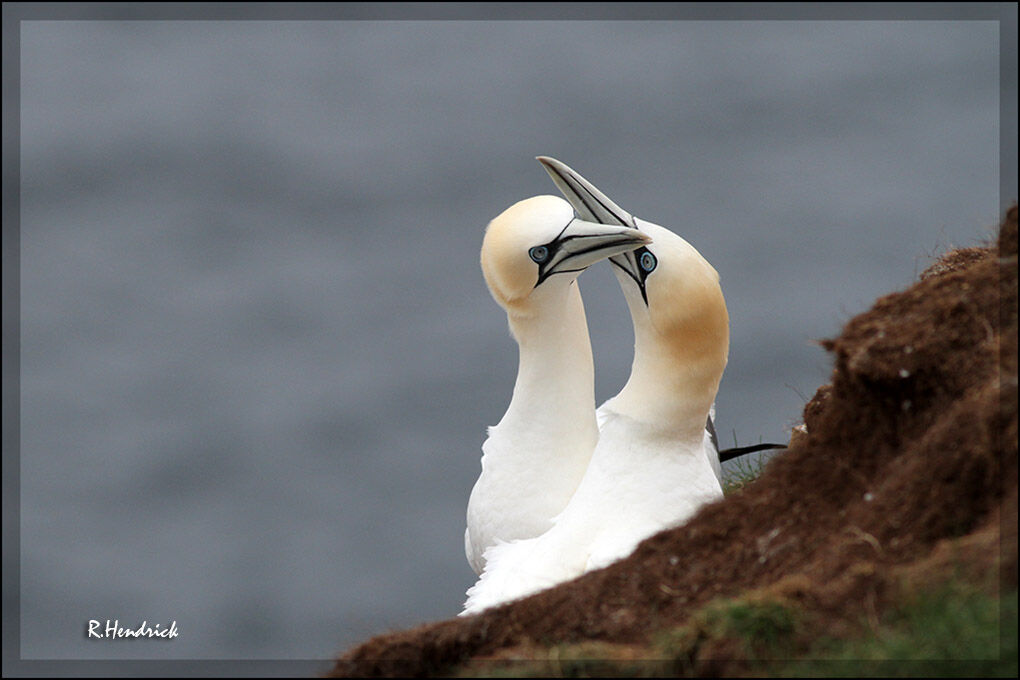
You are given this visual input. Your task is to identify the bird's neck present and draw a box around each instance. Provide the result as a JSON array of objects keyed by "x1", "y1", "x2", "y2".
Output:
[
  {"x1": 608, "y1": 302, "x2": 728, "y2": 442},
  {"x1": 500, "y1": 283, "x2": 598, "y2": 434}
]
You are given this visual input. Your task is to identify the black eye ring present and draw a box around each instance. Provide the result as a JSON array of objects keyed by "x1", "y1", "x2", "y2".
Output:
[
  {"x1": 639, "y1": 250, "x2": 657, "y2": 273},
  {"x1": 529, "y1": 246, "x2": 549, "y2": 263}
]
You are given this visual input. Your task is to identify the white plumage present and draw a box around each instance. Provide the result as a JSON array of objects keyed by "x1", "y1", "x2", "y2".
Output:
[
  {"x1": 465, "y1": 195, "x2": 651, "y2": 575},
  {"x1": 462, "y1": 159, "x2": 728, "y2": 615}
]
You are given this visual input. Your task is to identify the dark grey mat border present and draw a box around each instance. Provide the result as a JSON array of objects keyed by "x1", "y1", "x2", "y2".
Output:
[{"x1": 3, "y1": 2, "x2": 1016, "y2": 677}]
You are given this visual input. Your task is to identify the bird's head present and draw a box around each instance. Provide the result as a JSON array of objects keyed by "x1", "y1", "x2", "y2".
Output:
[
  {"x1": 610, "y1": 218, "x2": 729, "y2": 368},
  {"x1": 480, "y1": 195, "x2": 650, "y2": 316},
  {"x1": 538, "y1": 156, "x2": 728, "y2": 428}
]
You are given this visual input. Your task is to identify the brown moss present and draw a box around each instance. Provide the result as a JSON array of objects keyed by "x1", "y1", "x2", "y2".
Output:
[{"x1": 329, "y1": 207, "x2": 1019, "y2": 677}]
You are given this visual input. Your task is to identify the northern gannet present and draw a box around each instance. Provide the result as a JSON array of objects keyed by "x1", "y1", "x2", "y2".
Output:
[
  {"x1": 539, "y1": 156, "x2": 728, "y2": 482},
  {"x1": 465, "y1": 195, "x2": 652, "y2": 575},
  {"x1": 462, "y1": 160, "x2": 728, "y2": 615}
]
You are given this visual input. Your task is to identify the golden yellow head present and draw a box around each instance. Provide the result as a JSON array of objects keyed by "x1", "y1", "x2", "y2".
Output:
[
  {"x1": 612, "y1": 218, "x2": 729, "y2": 385},
  {"x1": 480, "y1": 195, "x2": 651, "y2": 313}
]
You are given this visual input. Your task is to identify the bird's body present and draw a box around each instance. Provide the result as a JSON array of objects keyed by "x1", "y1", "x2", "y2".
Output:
[
  {"x1": 464, "y1": 278, "x2": 598, "y2": 574},
  {"x1": 462, "y1": 159, "x2": 728, "y2": 615},
  {"x1": 465, "y1": 195, "x2": 651, "y2": 575},
  {"x1": 464, "y1": 412, "x2": 722, "y2": 613}
]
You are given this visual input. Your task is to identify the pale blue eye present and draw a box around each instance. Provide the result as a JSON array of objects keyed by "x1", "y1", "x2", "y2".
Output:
[
  {"x1": 640, "y1": 251, "x2": 657, "y2": 272},
  {"x1": 529, "y1": 246, "x2": 549, "y2": 263}
]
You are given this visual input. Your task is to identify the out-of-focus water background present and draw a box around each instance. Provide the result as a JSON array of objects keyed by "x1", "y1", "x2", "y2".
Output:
[{"x1": 17, "y1": 17, "x2": 1005, "y2": 662}]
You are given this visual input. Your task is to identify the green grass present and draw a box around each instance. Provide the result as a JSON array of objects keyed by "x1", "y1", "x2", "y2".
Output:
[
  {"x1": 721, "y1": 452, "x2": 768, "y2": 495},
  {"x1": 652, "y1": 594, "x2": 800, "y2": 676},
  {"x1": 709, "y1": 598, "x2": 798, "y2": 655},
  {"x1": 456, "y1": 641, "x2": 656, "y2": 678},
  {"x1": 460, "y1": 581, "x2": 1016, "y2": 678},
  {"x1": 779, "y1": 584, "x2": 1017, "y2": 677}
]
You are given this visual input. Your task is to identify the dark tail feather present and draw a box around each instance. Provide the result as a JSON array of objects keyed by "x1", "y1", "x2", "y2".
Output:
[
  {"x1": 705, "y1": 414, "x2": 720, "y2": 453},
  {"x1": 718, "y1": 443, "x2": 787, "y2": 463}
]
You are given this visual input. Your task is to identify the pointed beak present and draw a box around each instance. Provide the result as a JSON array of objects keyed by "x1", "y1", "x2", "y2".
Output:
[
  {"x1": 537, "y1": 156, "x2": 635, "y2": 227},
  {"x1": 537, "y1": 156, "x2": 644, "y2": 281},
  {"x1": 537, "y1": 219, "x2": 650, "y2": 286}
]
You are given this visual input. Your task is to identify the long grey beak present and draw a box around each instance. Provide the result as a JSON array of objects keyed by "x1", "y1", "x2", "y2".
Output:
[
  {"x1": 537, "y1": 156, "x2": 635, "y2": 227},
  {"x1": 536, "y1": 219, "x2": 650, "y2": 287},
  {"x1": 537, "y1": 156, "x2": 646, "y2": 287}
]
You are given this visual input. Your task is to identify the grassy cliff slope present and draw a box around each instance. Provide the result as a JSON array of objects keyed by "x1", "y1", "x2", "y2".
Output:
[{"x1": 331, "y1": 206, "x2": 1018, "y2": 677}]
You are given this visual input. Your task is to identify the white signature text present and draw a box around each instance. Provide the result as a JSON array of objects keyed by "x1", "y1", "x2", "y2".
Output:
[{"x1": 87, "y1": 619, "x2": 179, "y2": 640}]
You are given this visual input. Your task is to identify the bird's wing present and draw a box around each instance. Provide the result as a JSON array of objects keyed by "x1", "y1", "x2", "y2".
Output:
[
  {"x1": 464, "y1": 527, "x2": 482, "y2": 576},
  {"x1": 704, "y1": 405, "x2": 723, "y2": 482}
]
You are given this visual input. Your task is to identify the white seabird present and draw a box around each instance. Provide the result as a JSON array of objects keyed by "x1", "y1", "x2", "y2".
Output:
[
  {"x1": 540, "y1": 156, "x2": 727, "y2": 481},
  {"x1": 462, "y1": 159, "x2": 728, "y2": 615},
  {"x1": 465, "y1": 194, "x2": 652, "y2": 576}
]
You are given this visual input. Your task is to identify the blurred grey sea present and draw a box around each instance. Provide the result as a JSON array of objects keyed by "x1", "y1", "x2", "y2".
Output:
[{"x1": 16, "y1": 17, "x2": 1005, "y2": 661}]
